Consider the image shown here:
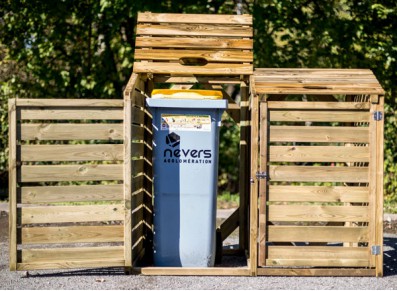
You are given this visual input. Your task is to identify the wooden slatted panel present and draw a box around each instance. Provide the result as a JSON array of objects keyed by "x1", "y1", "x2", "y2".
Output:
[
  {"x1": 267, "y1": 246, "x2": 369, "y2": 267},
  {"x1": 269, "y1": 110, "x2": 369, "y2": 122},
  {"x1": 10, "y1": 98, "x2": 133, "y2": 271},
  {"x1": 268, "y1": 205, "x2": 369, "y2": 222},
  {"x1": 134, "y1": 12, "x2": 253, "y2": 76},
  {"x1": 268, "y1": 101, "x2": 370, "y2": 110},
  {"x1": 268, "y1": 186, "x2": 369, "y2": 203},
  {"x1": 20, "y1": 184, "x2": 123, "y2": 204},
  {"x1": 268, "y1": 226, "x2": 369, "y2": 243},
  {"x1": 270, "y1": 126, "x2": 369, "y2": 143},
  {"x1": 254, "y1": 69, "x2": 385, "y2": 95},
  {"x1": 20, "y1": 225, "x2": 124, "y2": 244}
]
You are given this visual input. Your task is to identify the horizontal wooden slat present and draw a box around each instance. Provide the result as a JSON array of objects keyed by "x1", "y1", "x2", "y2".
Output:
[
  {"x1": 20, "y1": 144, "x2": 127, "y2": 161},
  {"x1": 20, "y1": 124, "x2": 123, "y2": 141},
  {"x1": 132, "y1": 90, "x2": 146, "y2": 108},
  {"x1": 255, "y1": 87, "x2": 383, "y2": 95},
  {"x1": 268, "y1": 205, "x2": 369, "y2": 222},
  {"x1": 139, "y1": 267, "x2": 251, "y2": 276},
  {"x1": 135, "y1": 37, "x2": 253, "y2": 49},
  {"x1": 138, "y1": 13, "x2": 253, "y2": 25},
  {"x1": 268, "y1": 165, "x2": 369, "y2": 182},
  {"x1": 269, "y1": 146, "x2": 369, "y2": 162},
  {"x1": 133, "y1": 62, "x2": 252, "y2": 75},
  {"x1": 16, "y1": 259, "x2": 125, "y2": 271},
  {"x1": 20, "y1": 184, "x2": 123, "y2": 204},
  {"x1": 257, "y1": 268, "x2": 376, "y2": 277},
  {"x1": 20, "y1": 164, "x2": 123, "y2": 182},
  {"x1": 20, "y1": 246, "x2": 124, "y2": 263},
  {"x1": 137, "y1": 23, "x2": 252, "y2": 37},
  {"x1": 270, "y1": 126, "x2": 369, "y2": 143},
  {"x1": 268, "y1": 246, "x2": 368, "y2": 260},
  {"x1": 266, "y1": 258, "x2": 369, "y2": 267},
  {"x1": 19, "y1": 108, "x2": 123, "y2": 120},
  {"x1": 135, "y1": 49, "x2": 253, "y2": 63},
  {"x1": 16, "y1": 99, "x2": 124, "y2": 107},
  {"x1": 268, "y1": 186, "x2": 369, "y2": 203},
  {"x1": 267, "y1": 226, "x2": 369, "y2": 243},
  {"x1": 269, "y1": 110, "x2": 369, "y2": 122},
  {"x1": 21, "y1": 204, "x2": 124, "y2": 224},
  {"x1": 267, "y1": 101, "x2": 370, "y2": 110},
  {"x1": 21, "y1": 225, "x2": 124, "y2": 244}
]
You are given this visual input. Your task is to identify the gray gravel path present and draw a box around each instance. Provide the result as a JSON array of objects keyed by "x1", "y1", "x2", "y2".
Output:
[{"x1": 0, "y1": 206, "x2": 397, "y2": 289}]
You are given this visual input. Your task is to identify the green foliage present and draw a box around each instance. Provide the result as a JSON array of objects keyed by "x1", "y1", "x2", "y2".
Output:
[{"x1": 0, "y1": 0, "x2": 396, "y2": 204}]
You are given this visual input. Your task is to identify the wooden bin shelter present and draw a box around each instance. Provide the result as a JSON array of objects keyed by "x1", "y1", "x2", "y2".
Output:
[
  {"x1": 125, "y1": 12, "x2": 254, "y2": 276},
  {"x1": 249, "y1": 68, "x2": 385, "y2": 277}
]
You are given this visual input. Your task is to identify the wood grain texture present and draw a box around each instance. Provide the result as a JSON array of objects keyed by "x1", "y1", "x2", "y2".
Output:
[
  {"x1": 268, "y1": 101, "x2": 370, "y2": 110},
  {"x1": 20, "y1": 123, "x2": 123, "y2": 141},
  {"x1": 268, "y1": 205, "x2": 369, "y2": 222},
  {"x1": 20, "y1": 164, "x2": 123, "y2": 182},
  {"x1": 124, "y1": 98, "x2": 132, "y2": 267},
  {"x1": 135, "y1": 37, "x2": 253, "y2": 49},
  {"x1": 268, "y1": 165, "x2": 369, "y2": 183},
  {"x1": 16, "y1": 99, "x2": 123, "y2": 107},
  {"x1": 19, "y1": 108, "x2": 123, "y2": 120},
  {"x1": 20, "y1": 184, "x2": 123, "y2": 204},
  {"x1": 268, "y1": 185, "x2": 369, "y2": 203},
  {"x1": 16, "y1": 259, "x2": 125, "y2": 271},
  {"x1": 21, "y1": 225, "x2": 124, "y2": 244},
  {"x1": 269, "y1": 110, "x2": 369, "y2": 122},
  {"x1": 268, "y1": 226, "x2": 368, "y2": 243},
  {"x1": 139, "y1": 267, "x2": 251, "y2": 276},
  {"x1": 270, "y1": 126, "x2": 369, "y2": 143},
  {"x1": 21, "y1": 204, "x2": 124, "y2": 224},
  {"x1": 257, "y1": 268, "x2": 375, "y2": 277},
  {"x1": 269, "y1": 146, "x2": 369, "y2": 162}
]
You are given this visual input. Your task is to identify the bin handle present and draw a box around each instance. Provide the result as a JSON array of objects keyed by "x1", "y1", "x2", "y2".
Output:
[{"x1": 179, "y1": 57, "x2": 208, "y2": 66}]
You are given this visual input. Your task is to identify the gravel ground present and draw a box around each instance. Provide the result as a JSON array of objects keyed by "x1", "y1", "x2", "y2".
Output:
[{"x1": 1, "y1": 207, "x2": 397, "y2": 290}]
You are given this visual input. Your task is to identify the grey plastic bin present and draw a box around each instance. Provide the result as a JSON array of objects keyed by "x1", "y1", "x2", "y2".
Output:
[{"x1": 146, "y1": 90, "x2": 227, "y2": 267}]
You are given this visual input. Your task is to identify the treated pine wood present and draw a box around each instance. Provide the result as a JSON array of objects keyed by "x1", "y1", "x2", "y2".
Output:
[
  {"x1": 268, "y1": 185, "x2": 369, "y2": 203},
  {"x1": 132, "y1": 90, "x2": 146, "y2": 108},
  {"x1": 268, "y1": 246, "x2": 368, "y2": 260},
  {"x1": 16, "y1": 99, "x2": 124, "y2": 107},
  {"x1": 249, "y1": 93, "x2": 259, "y2": 275},
  {"x1": 8, "y1": 98, "x2": 17, "y2": 271},
  {"x1": 257, "y1": 268, "x2": 376, "y2": 277},
  {"x1": 270, "y1": 126, "x2": 369, "y2": 143},
  {"x1": 269, "y1": 110, "x2": 369, "y2": 122},
  {"x1": 269, "y1": 146, "x2": 369, "y2": 163},
  {"x1": 139, "y1": 267, "x2": 251, "y2": 276},
  {"x1": 258, "y1": 101, "x2": 269, "y2": 267},
  {"x1": 254, "y1": 87, "x2": 384, "y2": 95},
  {"x1": 267, "y1": 226, "x2": 368, "y2": 243},
  {"x1": 219, "y1": 208, "x2": 239, "y2": 241},
  {"x1": 16, "y1": 259, "x2": 125, "y2": 271},
  {"x1": 138, "y1": 12, "x2": 253, "y2": 25},
  {"x1": 20, "y1": 184, "x2": 123, "y2": 204},
  {"x1": 268, "y1": 101, "x2": 370, "y2": 110},
  {"x1": 137, "y1": 23, "x2": 253, "y2": 37},
  {"x1": 21, "y1": 204, "x2": 125, "y2": 224},
  {"x1": 266, "y1": 259, "x2": 369, "y2": 267},
  {"x1": 267, "y1": 205, "x2": 369, "y2": 222},
  {"x1": 20, "y1": 164, "x2": 124, "y2": 182},
  {"x1": 268, "y1": 165, "x2": 368, "y2": 183},
  {"x1": 19, "y1": 108, "x2": 123, "y2": 120},
  {"x1": 20, "y1": 246, "x2": 124, "y2": 263},
  {"x1": 152, "y1": 76, "x2": 243, "y2": 84},
  {"x1": 124, "y1": 97, "x2": 132, "y2": 267},
  {"x1": 21, "y1": 225, "x2": 124, "y2": 244},
  {"x1": 375, "y1": 95, "x2": 384, "y2": 277},
  {"x1": 135, "y1": 49, "x2": 253, "y2": 63},
  {"x1": 20, "y1": 144, "x2": 127, "y2": 161},
  {"x1": 20, "y1": 123, "x2": 124, "y2": 141},
  {"x1": 133, "y1": 62, "x2": 252, "y2": 75},
  {"x1": 135, "y1": 37, "x2": 253, "y2": 50}
]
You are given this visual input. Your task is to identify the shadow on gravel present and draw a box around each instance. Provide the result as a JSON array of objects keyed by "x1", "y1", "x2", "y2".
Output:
[
  {"x1": 384, "y1": 236, "x2": 397, "y2": 277},
  {"x1": 27, "y1": 268, "x2": 126, "y2": 278}
]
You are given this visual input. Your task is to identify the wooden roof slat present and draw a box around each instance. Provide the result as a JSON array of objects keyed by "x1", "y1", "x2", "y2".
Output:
[{"x1": 137, "y1": 12, "x2": 253, "y2": 25}]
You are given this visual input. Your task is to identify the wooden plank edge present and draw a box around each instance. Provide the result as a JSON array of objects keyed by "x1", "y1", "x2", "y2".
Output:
[
  {"x1": 136, "y1": 267, "x2": 251, "y2": 276},
  {"x1": 16, "y1": 260, "x2": 126, "y2": 271},
  {"x1": 257, "y1": 268, "x2": 376, "y2": 277}
]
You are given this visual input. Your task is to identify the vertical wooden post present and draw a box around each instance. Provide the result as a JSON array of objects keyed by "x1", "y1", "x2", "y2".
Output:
[
  {"x1": 124, "y1": 89, "x2": 133, "y2": 270},
  {"x1": 258, "y1": 98, "x2": 268, "y2": 267},
  {"x1": 239, "y1": 81, "x2": 249, "y2": 251},
  {"x1": 249, "y1": 92, "x2": 259, "y2": 276},
  {"x1": 375, "y1": 95, "x2": 384, "y2": 277},
  {"x1": 8, "y1": 98, "x2": 17, "y2": 271}
]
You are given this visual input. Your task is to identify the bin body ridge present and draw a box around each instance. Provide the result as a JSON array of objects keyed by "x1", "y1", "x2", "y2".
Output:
[{"x1": 146, "y1": 95, "x2": 227, "y2": 267}]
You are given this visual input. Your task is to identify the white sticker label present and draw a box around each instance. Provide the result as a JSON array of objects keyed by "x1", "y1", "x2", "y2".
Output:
[{"x1": 161, "y1": 114, "x2": 211, "y2": 131}]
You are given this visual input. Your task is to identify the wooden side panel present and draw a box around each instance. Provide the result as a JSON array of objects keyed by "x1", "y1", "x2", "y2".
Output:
[{"x1": 10, "y1": 99, "x2": 129, "y2": 271}]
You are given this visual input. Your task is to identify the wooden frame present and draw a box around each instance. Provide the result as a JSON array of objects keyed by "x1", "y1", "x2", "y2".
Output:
[{"x1": 250, "y1": 68, "x2": 385, "y2": 277}]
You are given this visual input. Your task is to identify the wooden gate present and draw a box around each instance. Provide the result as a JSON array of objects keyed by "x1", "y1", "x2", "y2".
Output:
[
  {"x1": 250, "y1": 69, "x2": 385, "y2": 277},
  {"x1": 8, "y1": 97, "x2": 150, "y2": 271}
]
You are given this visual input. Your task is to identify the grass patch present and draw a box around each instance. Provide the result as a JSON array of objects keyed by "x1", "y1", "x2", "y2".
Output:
[{"x1": 217, "y1": 192, "x2": 239, "y2": 209}]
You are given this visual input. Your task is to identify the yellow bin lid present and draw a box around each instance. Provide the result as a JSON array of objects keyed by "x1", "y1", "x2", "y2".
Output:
[{"x1": 151, "y1": 89, "x2": 223, "y2": 100}]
